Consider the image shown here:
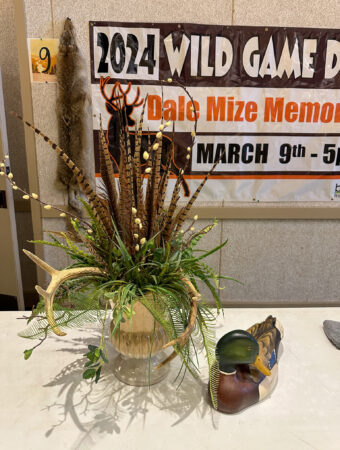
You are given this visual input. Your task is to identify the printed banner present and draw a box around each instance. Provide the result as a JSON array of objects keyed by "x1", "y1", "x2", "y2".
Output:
[{"x1": 89, "y1": 22, "x2": 340, "y2": 202}]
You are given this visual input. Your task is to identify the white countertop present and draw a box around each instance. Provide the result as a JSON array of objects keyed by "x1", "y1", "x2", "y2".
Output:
[{"x1": 1, "y1": 308, "x2": 340, "y2": 450}]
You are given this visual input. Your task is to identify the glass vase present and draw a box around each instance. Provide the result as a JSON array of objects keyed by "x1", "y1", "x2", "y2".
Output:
[{"x1": 110, "y1": 300, "x2": 170, "y2": 386}]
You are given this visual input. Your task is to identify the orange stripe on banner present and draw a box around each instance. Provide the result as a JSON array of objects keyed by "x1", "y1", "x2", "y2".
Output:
[{"x1": 96, "y1": 173, "x2": 340, "y2": 180}]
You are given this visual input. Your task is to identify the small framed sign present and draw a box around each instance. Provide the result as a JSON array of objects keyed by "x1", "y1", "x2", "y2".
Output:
[{"x1": 28, "y1": 38, "x2": 58, "y2": 83}]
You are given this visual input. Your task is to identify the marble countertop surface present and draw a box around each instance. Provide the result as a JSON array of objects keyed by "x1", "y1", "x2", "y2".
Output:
[{"x1": 1, "y1": 308, "x2": 340, "y2": 450}]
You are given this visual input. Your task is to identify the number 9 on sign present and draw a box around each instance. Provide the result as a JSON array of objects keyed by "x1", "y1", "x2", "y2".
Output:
[{"x1": 39, "y1": 47, "x2": 51, "y2": 73}]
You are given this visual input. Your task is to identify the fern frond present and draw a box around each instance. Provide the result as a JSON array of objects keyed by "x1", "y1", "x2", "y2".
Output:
[{"x1": 196, "y1": 304, "x2": 219, "y2": 409}]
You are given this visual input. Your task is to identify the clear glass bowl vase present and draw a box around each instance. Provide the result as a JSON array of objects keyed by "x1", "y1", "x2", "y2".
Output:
[{"x1": 110, "y1": 301, "x2": 170, "y2": 386}]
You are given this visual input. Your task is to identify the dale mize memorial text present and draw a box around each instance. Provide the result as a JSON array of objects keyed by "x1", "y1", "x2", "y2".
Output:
[{"x1": 89, "y1": 22, "x2": 340, "y2": 201}]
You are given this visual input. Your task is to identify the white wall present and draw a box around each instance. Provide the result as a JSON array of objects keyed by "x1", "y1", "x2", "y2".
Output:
[{"x1": 20, "y1": 0, "x2": 340, "y2": 305}]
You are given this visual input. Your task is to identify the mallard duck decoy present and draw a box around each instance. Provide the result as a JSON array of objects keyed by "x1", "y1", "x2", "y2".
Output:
[{"x1": 210, "y1": 315, "x2": 283, "y2": 414}]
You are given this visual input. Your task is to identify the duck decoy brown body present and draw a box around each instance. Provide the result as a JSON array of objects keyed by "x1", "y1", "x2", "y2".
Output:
[{"x1": 210, "y1": 315, "x2": 283, "y2": 414}]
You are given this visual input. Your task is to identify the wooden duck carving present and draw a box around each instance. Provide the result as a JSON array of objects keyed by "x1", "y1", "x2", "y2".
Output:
[{"x1": 210, "y1": 316, "x2": 283, "y2": 414}]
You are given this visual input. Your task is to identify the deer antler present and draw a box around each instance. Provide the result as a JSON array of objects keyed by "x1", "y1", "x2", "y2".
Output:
[
  {"x1": 117, "y1": 83, "x2": 144, "y2": 108},
  {"x1": 117, "y1": 82, "x2": 132, "y2": 98},
  {"x1": 23, "y1": 250, "x2": 106, "y2": 336},
  {"x1": 100, "y1": 77, "x2": 124, "y2": 110},
  {"x1": 155, "y1": 277, "x2": 201, "y2": 370}
]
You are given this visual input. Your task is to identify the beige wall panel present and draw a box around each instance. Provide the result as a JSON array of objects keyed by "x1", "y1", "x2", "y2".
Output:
[
  {"x1": 42, "y1": 218, "x2": 70, "y2": 278},
  {"x1": 24, "y1": 0, "x2": 64, "y2": 205},
  {"x1": 24, "y1": 0, "x2": 54, "y2": 37},
  {"x1": 51, "y1": 0, "x2": 233, "y2": 32},
  {"x1": 220, "y1": 219, "x2": 340, "y2": 305},
  {"x1": 31, "y1": 83, "x2": 67, "y2": 205},
  {"x1": 233, "y1": 0, "x2": 340, "y2": 27}
]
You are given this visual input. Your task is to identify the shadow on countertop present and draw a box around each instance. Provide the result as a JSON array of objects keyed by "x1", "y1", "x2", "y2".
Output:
[{"x1": 42, "y1": 331, "x2": 219, "y2": 448}]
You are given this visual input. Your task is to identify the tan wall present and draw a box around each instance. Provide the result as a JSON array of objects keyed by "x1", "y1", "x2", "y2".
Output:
[
  {"x1": 0, "y1": 0, "x2": 37, "y2": 304},
  {"x1": 19, "y1": 0, "x2": 340, "y2": 305}
]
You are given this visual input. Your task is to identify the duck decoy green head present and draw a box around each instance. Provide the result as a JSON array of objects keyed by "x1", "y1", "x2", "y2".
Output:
[{"x1": 216, "y1": 330, "x2": 271, "y2": 376}]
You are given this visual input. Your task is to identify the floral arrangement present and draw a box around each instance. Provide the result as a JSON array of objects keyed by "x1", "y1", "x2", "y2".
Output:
[{"x1": 2, "y1": 79, "x2": 232, "y2": 406}]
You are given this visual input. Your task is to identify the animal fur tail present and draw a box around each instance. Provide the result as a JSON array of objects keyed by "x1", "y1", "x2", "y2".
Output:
[{"x1": 57, "y1": 18, "x2": 91, "y2": 211}]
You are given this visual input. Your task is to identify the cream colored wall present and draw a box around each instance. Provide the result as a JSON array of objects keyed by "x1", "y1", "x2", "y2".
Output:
[{"x1": 21, "y1": 0, "x2": 340, "y2": 305}]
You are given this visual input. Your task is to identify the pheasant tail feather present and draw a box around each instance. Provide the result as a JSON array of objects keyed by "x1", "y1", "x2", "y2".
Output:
[
  {"x1": 99, "y1": 119, "x2": 119, "y2": 227},
  {"x1": 175, "y1": 153, "x2": 225, "y2": 231},
  {"x1": 14, "y1": 113, "x2": 111, "y2": 232}
]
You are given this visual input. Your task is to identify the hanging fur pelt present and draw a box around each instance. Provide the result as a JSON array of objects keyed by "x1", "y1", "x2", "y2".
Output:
[{"x1": 56, "y1": 18, "x2": 92, "y2": 211}]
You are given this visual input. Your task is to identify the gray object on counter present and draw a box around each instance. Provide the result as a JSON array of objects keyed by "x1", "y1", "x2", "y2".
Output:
[{"x1": 323, "y1": 320, "x2": 340, "y2": 349}]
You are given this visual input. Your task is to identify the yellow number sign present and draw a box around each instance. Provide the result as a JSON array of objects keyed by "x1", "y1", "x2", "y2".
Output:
[{"x1": 28, "y1": 38, "x2": 59, "y2": 83}]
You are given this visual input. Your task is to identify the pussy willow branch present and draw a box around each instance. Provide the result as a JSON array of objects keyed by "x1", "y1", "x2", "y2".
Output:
[
  {"x1": 0, "y1": 160, "x2": 92, "y2": 228},
  {"x1": 183, "y1": 223, "x2": 215, "y2": 250},
  {"x1": 160, "y1": 78, "x2": 198, "y2": 174},
  {"x1": 180, "y1": 217, "x2": 197, "y2": 236}
]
